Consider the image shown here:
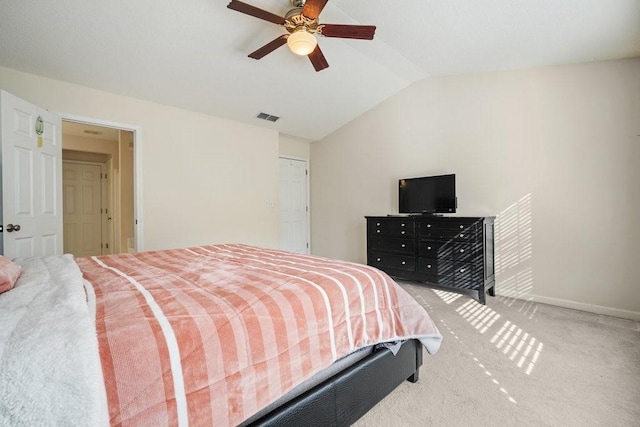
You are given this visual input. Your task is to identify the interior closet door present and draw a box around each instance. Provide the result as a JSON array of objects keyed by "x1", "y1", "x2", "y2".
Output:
[
  {"x1": 279, "y1": 157, "x2": 309, "y2": 254},
  {"x1": 63, "y1": 162, "x2": 103, "y2": 257},
  {"x1": 0, "y1": 90, "x2": 63, "y2": 258}
]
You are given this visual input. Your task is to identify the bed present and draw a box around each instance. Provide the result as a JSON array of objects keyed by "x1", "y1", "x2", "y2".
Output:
[{"x1": 0, "y1": 244, "x2": 442, "y2": 426}]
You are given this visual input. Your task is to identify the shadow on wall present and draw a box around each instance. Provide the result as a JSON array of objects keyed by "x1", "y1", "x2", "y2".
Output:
[{"x1": 495, "y1": 193, "x2": 534, "y2": 314}]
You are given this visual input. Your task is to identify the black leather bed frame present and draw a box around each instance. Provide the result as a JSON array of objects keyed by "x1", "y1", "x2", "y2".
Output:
[{"x1": 245, "y1": 339, "x2": 424, "y2": 426}]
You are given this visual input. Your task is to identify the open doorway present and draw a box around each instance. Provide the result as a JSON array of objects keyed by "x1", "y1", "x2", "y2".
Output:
[{"x1": 62, "y1": 121, "x2": 136, "y2": 256}]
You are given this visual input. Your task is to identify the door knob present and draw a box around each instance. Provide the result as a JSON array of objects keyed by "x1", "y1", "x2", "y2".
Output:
[{"x1": 6, "y1": 224, "x2": 20, "y2": 232}]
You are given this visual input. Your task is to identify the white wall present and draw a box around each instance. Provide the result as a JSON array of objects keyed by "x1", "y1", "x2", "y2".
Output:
[
  {"x1": 0, "y1": 66, "x2": 280, "y2": 251},
  {"x1": 311, "y1": 58, "x2": 640, "y2": 319}
]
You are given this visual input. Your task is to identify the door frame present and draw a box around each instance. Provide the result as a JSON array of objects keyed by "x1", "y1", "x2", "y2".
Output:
[
  {"x1": 60, "y1": 113, "x2": 144, "y2": 252},
  {"x1": 103, "y1": 158, "x2": 114, "y2": 255},
  {"x1": 279, "y1": 156, "x2": 311, "y2": 254}
]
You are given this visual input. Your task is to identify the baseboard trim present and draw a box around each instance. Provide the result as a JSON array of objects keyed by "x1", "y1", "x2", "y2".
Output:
[{"x1": 502, "y1": 292, "x2": 640, "y2": 321}]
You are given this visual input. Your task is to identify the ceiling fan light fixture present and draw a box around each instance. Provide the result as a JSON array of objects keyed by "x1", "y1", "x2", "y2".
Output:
[{"x1": 287, "y1": 29, "x2": 317, "y2": 56}]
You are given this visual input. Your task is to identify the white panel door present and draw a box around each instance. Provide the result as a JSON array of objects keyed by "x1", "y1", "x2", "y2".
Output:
[
  {"x1": 63, "y1": 162, "x2": 103, "y2": 257},
  {"x1": 0, "y1": 90, "x2": 63, "y2": 258},
  {"x1": 279, "y1": 157, "x2": 309, "y2": 254}
]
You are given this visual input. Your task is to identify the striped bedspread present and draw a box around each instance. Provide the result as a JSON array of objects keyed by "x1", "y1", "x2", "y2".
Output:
[{"x1": 77, "y1": 244, "x2": 442, "y2": 426}]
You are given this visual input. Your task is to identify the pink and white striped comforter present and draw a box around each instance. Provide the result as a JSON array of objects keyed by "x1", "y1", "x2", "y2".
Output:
[{"x1": 77, "y1": 244, "x2": 442, "y2": 426}]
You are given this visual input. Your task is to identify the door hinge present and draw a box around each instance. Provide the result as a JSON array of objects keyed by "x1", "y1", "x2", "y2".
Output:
[
  {"x1": 305, "y1": 169, "x2": 308, "y2": 176},
  {"x1": 106, "y1": 243, "x2": 109, "y2": 249},
  {"x1": 306, "y1": 243, "x2": 309, "y2": 248},
  {"x1": 306, "y1": 206, "x2": 308, "y2": 212}
]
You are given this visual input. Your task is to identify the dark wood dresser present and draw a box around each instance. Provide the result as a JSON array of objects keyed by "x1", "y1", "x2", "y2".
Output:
[{"x1": 366, "y1": 215, "x2": 495, "y2": 304}]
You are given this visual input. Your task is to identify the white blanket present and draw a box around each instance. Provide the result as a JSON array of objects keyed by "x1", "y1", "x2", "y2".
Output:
[{"x1": 0, "y1": 254, "x2": 107, "y2": 426}]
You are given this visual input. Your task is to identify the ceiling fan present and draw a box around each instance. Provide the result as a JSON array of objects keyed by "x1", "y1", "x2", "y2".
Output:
[{"x1": 227, "y1": 0, "x2": 376, "y2": 72}]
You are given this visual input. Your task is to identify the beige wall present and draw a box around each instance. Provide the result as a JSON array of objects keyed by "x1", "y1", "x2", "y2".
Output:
[
  {"x1": 311, "y1": 58, "x2": 640, "y2": 319},
  {"x1": 62, "y1": 134, "x2": 119, "y2": 165},
  {"x1": 279, "y1": 133, "x2": 312, "y2": 160},
  {"x1": 0, "y1": 66, "x2": 280, "y2": 251},
  {"x1": 62, "y1": 150, "x2": 110, "y2": 163}
]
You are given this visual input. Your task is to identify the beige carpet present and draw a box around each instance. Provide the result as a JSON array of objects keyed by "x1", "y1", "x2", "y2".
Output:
[{"x1": 355, "y1": 282, "x2": 640, "y2": 427}]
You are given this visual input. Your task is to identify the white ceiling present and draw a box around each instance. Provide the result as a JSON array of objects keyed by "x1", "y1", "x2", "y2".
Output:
[{"x1": 1, "y1": 0, "x2": 638, "y2": 141}]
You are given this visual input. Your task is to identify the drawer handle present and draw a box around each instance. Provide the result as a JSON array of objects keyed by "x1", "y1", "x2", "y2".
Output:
[
  {"x1": 376, "y1": 222, "x2": 380, "y2": 226},
  {"x1": 427, "y1": 246, "x2": 432, "y2": 250},
  {"x1": 401, "y1": 261, "x2": 406, "y2": 265},
  {"x1": 460, "y1": 234, "x2": 465, "y2": 238},
  {"x1": 427, "y1": 224, "x2": 431, "y2": 228},
  {"x1": 459, "y1": 225, "x2": 464, "y2": 229},
  {"x1": 401, "y1": 231, "x2": 405, "y2": 235},
  {"x1": 377, "y1": 230, "x2": 380, "y2": 233},
  {"x1": 460, "y1": 249, "x2": 465, "y2": 253},
  {"x1": 376, "y1": 258, "x2": 381, "y2": 262},
  {"x1": 427, "y1": 264, "x2": 432, "y2": 268},
  {"x1": 401, "y1": 244, "x2": 406, "y2": 248},
  {"x1": 401, "y1": 223, "x2": 406, "y2": 227},
  {"x1": 460, "y1": 268, "x2": 465, "y2": 273}
]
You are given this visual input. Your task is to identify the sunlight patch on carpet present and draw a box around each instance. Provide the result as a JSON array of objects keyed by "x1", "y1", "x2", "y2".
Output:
[
  {"x1": 491, "y1": 320, "x2": 544, "y2": 375},
  {"x1": 439, "y1": 318, "x2": 518, "y2": 405}
]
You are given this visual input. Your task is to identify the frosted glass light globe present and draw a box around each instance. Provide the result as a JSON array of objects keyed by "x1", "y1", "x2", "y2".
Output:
[{"x1": 287, "y1": 30, "x2": 317, "y2": 56}]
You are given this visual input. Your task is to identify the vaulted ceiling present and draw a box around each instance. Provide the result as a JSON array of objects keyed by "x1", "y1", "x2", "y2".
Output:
[{"x1": 1, "y1": 0, "x2": 638, "y2": 140}]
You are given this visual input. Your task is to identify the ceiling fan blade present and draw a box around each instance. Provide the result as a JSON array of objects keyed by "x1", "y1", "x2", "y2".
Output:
[
  {"x1": 248, "y1": 35, "x2": 288, "y2": 59},
  {"x1": 227, "y1": 0, "x2": 286, "y2": 25},
  {"x1": 308, "y1": 45, "x2": 329, "y2": 72},
  {"x1": 301, "y1": 0, "x2": 328, "y2": 20},
  {"x1": 320, "y1": 24, "x2": 376, "y2": 40}
]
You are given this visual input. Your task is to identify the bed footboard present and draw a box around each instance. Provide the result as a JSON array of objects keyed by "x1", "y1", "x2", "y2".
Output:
[{"x1": 247, "y1": 339, "x2": 423, "y2": 426}]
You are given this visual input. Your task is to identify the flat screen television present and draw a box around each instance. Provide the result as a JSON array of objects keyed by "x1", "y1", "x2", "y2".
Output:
[{"x1": 399, "y1": 174, "x2": 457, "y2": 214}]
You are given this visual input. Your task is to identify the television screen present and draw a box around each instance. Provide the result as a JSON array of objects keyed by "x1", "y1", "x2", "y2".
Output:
[{"x1": 399, "y1": 174, "x2": 456, "y2": 214}]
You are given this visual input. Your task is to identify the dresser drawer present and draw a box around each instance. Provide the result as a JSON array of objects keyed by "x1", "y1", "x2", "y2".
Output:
[
  {"x1": 452, "y1": 263, "x2": 484, "y2": 290},
  {"x1": 451, "y1": 242, "x2": 481, "y2": 262},
  {"x1": 420, "y1": 273, "x2": 457, "y2": 286},
  {"x1": 417, "y1": 258, "x2": 455, "y2": 276},
  {"x1": 419, "y1": 240, "x2": 454, "y2": 259},
  {"x1": 369, "y1": 252, "x2": 415, "y2": 272},
  {"x1": 417, "y1": 259, "x2": 481, "y2": 285},
  {"x1": 368, "y1": 218, "x2": 415, "y2": 238},
  {"x1": 417, "y1": 217, "x2": 480, "y2": 229},
  {"x1": 418, "y1": 225, "x2": 479, "y2": 240},
  {"x1": 418, "y1": 240, "x2": 480, "y2": 262},
  {"x1": 369, "y1": 237, "x2": 415, "y2": 254}
]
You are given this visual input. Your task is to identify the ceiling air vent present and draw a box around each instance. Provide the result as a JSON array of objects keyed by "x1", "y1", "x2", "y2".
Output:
[
  {"x1": 256, "y1": 112, "x2": 280, "y2": 122},
  {"x1": 83, "y1": 129, "x2": 102, "y2": 135}
]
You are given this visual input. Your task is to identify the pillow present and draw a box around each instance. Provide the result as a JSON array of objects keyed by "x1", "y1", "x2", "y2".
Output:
[{"x1": 0, "y1": 255, "x2": 22, "y2": 294}]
